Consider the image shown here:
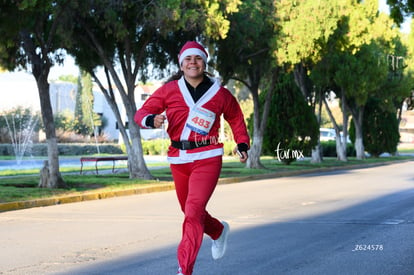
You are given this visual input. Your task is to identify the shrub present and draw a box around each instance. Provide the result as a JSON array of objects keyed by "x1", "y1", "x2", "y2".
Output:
[
  {"x1": 141, "y1": 139, "x2": 170, "y2": 155},
  {"x1": 349, "y1": 98, "x2": 400, "y2": 157},
  {"x1": 0, "y1": 143, "x2": 123, "y2": 156},
  {"x1": 321, "y1": 141, "x2": 356, "y2": 157},
  {"x1": 250, "y1": 72, "x2": 319, "y2": 164},
  {"x1": 0, "y1": 140, "x2": 239, "y2": 157}
]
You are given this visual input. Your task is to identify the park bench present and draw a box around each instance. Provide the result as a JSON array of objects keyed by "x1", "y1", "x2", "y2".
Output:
[{"x1": 80, "y1": 156, "x2": 128, "y2": 175}]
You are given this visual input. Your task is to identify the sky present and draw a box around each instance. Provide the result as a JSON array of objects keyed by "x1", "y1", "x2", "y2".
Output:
[
  {"x1": 49, "y1": 54, "x2": 79, "y2": 80},
  {"x1": 379, "y1": 0, "x2": 412, "y2": 33},
  {"x1": 379, "y1": 0, "x2": 389, "y2": 13}
]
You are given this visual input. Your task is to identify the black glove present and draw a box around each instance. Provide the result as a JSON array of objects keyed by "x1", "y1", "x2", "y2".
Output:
[
  {"x1": 145, "y1": 114, "x2": 156, "y2": 128},
  {"x1": 237, "y1": 143, "x2": 249, "y2": 153}
]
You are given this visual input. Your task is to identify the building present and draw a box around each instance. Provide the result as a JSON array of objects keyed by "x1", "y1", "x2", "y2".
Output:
[{"x1": 0, "y1": 71, "x2": 163, "y2": 142}]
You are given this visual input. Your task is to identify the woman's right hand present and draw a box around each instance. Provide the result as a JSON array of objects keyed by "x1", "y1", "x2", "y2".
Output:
[{"x1": 153, "y1": 114, "x2": 166, "y2": 128}]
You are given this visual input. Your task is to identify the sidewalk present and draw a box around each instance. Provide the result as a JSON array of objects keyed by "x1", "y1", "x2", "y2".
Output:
[{"x1": 1, "y1": 158, "x2": 412, "y2": 213}]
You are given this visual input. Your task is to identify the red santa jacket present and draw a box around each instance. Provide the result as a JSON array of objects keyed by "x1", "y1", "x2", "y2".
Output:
[{"x1": 134, "y1": 76, "x2": 250, "y2": 163}]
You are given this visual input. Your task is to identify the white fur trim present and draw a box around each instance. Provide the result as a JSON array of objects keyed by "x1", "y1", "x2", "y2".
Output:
[
  {"x1": 179, "y1": 48, "x2": 207, "y2": 64},
  {"x1": 140, "y1": 115, "x2": 152, "y2": 129},
  {"x1": 168, "y1": 148, "x2": 224, "y2": 164}
]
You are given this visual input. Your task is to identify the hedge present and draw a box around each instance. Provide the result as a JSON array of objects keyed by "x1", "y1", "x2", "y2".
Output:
[
  {"x1": 0, "y1": 140, "x2": 239, "y2": 157},
  {"x1": 320, "y1": 141, "x2": 356, "y2": 157},
  {"x1": 0, "y1": 143, "x2": 123, "y2": 156}
]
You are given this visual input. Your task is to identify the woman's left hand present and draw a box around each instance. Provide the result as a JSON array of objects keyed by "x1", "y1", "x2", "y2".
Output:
[{"x1": 233, "y1": 147, "x2": 248, "y2": 163}]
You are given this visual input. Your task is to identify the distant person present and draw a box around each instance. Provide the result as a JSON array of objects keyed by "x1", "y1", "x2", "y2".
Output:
[{"x1": 134, "y1": 41, "x2": 250, "y2": 275}]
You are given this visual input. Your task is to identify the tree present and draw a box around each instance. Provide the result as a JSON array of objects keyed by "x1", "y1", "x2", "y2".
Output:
[
  {"x1": 349, "y1": 97, "x2": 400, "y2": 157},
  {"x1": 399, "y1": 20, "x2": 414, "y2": 112},
  {"x1": 213, "y1": 0, "x2": 277, "y2": 168},
  {"x1": 378, "y1": 34, "x2": 414, "y2": 144},
  {"x1": 335, "y1": 43, "x2": 389, "y2": 159},
  {"x1": 309, "y1": 7, "x2": 403, "y2": 161},
  {"x1": 275, "y1": 0, "x2": 346, "y2": 163},
  {"x1": 0, "y1": 0, "x2": 70, "y2": 188},
  {"x1": 387, "y1": 0, "x2": 414, "y2": 25},
  {"x1": 259, "y1": 72, "x2": 319, "y2": 164},
  {"x1": 333, "y1": 3, "x2": 409, "y2": 159},
  {"x1": 277, "y1": 0, "x2": 408, "y2": 160},
  {"x1": 63, "y1": 0, "x2": 241, "y2": 179},
  {"x1": 74, "y1": 71, "x2": 99, "y2": 137}
]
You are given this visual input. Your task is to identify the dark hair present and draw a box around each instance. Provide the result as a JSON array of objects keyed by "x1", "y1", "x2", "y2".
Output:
[{"x1": 165, "y1": 71, "x2": 183, "y2": 83}]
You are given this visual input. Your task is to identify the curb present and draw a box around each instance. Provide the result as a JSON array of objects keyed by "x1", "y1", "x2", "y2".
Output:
[
  {"x1": 0, "y1": 183, "x2": 175, "y2": 213},
  {"x1": 0, "y1": 159, "x2": 412, "y2": 213}
]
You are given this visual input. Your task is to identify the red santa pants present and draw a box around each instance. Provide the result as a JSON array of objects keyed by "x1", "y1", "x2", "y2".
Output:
[{"x1": 170, "y1": 155, "x2": 225, "y2": 275}]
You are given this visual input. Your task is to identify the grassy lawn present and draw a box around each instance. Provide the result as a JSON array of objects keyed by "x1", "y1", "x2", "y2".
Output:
[{"x1": 0, "y1": 155, "x2": 413, "y2": 203}]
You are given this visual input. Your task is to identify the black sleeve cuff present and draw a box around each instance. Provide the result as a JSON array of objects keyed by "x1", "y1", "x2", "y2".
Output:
[
  {"x1": 145, "y1": 114, "x2": 156, "y2": 128},
  {"x1": 237, "y1": 143, "x2": 249, "y2": 153}
]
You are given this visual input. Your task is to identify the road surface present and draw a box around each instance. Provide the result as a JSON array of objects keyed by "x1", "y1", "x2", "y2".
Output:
[{"x1": 0, "y1": 160, "x2": 413, "y2": 274}]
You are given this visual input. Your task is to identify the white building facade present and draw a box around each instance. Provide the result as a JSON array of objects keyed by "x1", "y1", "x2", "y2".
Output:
[{"x1": 0, "y1": 71, "x2": 163, "y2": 142}]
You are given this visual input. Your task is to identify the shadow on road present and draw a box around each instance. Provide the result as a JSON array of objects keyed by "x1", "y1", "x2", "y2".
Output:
[{"x1": 58, "y1": 189, "x2": 414, "y2": 275}]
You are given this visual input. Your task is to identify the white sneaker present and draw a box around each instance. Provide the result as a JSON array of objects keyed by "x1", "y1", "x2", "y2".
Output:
[
  {"x1": 211, "y1": 221, "x2": 230, "y2": 260},
  {"x1": 177, "y1": 267, "x2": 184, "y2": 275}
]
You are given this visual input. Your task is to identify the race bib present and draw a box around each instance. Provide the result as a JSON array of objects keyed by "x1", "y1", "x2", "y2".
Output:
[{"x1": 186, "y1": 106, "x2": 215, "y2": 136}]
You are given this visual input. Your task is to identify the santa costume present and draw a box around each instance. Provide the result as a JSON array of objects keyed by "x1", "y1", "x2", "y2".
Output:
[{"x1": 134, "y1": 41, "x2": 250, "y2": 275}]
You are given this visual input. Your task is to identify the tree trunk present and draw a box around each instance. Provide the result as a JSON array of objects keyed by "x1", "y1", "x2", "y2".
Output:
[
  {"x1": 91, "y1": 70, "x2": 153, "y2": 180},
  {"x1": 354, "y1": 135, "x2": 364, "y2": 159},
  {"x1": 35, "y1": 71, "x2": 66, "y2": 188},
  {"x1": 311, "y1": 142, "x2": 322, "y2": 163},
  {"x1": 245, "y1": 70, "x2": 277, "y2": 169},
  {"x1": 335, "y1": 136, "x2": 347, "y2": 161},
  {"x1": 20, "y1": 29, "x2": 65, "y2": 188},
  {"x1": 352, "y1": 107, "x2": 365, "y2": 159},
  {"x1": 338, "y1": 88, "x2": 350, "y2": 161},
  {"x1": 311, "y1": 92, "x2": 323, "y2": 163},
  {"x1": 293, "y1": 64, "x2": 322, "y2": 163},
  {"x1": 246, "y1": 131, "x2": 265, "y2": 169},
  {"x1": 127, "y1": 115, "x2": 154, "y2": 180},
  {"x1": 245, "y1": 96, "x2": 264, "y2": 168},
  {"x1": 77, "y1": 19, "x2": 153, "y2": 180},
  {"x1": 123, "y1": 75, "x2": 154, "y2": 179},
  {"x1": 323, "y1": 96, "x2": 347, "y2": 161}
]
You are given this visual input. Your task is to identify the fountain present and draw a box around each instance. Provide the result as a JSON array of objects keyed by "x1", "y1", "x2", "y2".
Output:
[{"x1": 3, "y1": 109, "x2": 39, "y2": 165}]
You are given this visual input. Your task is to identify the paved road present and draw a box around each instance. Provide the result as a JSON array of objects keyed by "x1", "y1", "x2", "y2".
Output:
[{"x1": 0, "y1": 161, "x2": 413, "y2": 275}]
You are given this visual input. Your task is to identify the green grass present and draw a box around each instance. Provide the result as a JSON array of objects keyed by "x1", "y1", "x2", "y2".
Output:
[
  {"x1": 0, "y1": 160, "x2": 169, "y2": 177},
  {"x1": 0, "y1": 173, "x2": 158, "y2": 203},
  {"x1": 0, "y1": 155, "x2": 412, "y2": 203}
]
